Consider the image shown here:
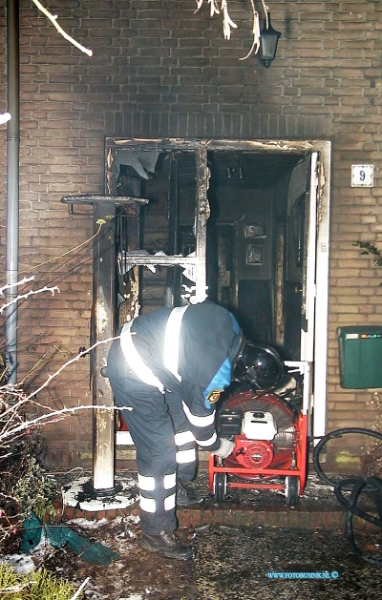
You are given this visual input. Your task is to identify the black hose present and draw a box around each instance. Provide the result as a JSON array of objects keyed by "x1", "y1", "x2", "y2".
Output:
[
  {"x1": 313, "y1": 427, "x2": 382, "y2": 566},
  {"x1": 313, "y1": 427, "x2": 382, "y2": 487},
  {"x1": 345, "y1": 477, "x2": 382, "y2": 566},
  {"x1": 335, "y1": 476, "x2": 382, "y2": 527}
]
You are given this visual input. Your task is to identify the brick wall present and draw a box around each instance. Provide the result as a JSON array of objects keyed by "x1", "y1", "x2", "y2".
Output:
[{"x1": 1, "y1": 0, "x2": 382, "y2": 467}]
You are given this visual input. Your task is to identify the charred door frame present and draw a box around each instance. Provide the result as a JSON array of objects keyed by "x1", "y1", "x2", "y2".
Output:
[
  {"x1": 105, "y1": 138, "x2": 208, "y2": 305},
  {"x1": 105, "y1": 137, "x2": 331, "y2": 439}
]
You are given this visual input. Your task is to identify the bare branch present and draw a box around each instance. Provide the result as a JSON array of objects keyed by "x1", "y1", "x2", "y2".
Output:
[
  {"x1": 0, "y1": 582, "x2": 34, "y2": 594},
  {"x1": 0, "y1": 285, "x2": 60, "y2": 315},
  {"x1": 221, "y1": 0, "x2": 237, "y2": 40},
  {"x1": 194, "y1": 1, "x2": 271, "y2": 54},
  {"x1": 239, "y1": 0, "x2": 260, "y2": 60},
  {"x1": 24, "y1": 337, "x2": 120, "y2": 402},
  {"x1": 31, "y1": 0, "x2": 93, "y2": 57},
  {"x1": 0, "y1": 402, "x2": 132, "y2": 444},
  {"x1": 195, "y1": 0, "x2": 237, "y2": 39},
  {"x1": 69, "y1": 577, "x2": 91, "y2": 600},
  {"x1": 0, "y1": 276, "x2": 35, "y2": 296}
]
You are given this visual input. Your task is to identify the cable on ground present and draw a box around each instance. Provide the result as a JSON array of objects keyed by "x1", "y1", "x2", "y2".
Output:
[{"x1": 313, "y1": 427, "x2": 382, "y2": 566}]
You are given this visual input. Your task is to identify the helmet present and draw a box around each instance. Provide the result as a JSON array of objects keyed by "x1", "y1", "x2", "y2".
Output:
[{"x1": 233, "y1": 342, "x2": 284, "y2": 391}]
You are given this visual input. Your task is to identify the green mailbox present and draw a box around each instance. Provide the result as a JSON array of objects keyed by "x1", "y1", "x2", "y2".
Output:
[{"x1": 338, "y1": 326, "x2": 382, "y2": 389}]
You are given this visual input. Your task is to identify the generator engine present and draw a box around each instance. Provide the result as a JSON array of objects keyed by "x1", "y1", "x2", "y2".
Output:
[
  {"x1": 217, "y1": 391, "x2": 297, "y2": 473},
  {"x1": 235, "y1": 411, "x2": 277, "y2": 469},
  {"x1": 210, "y1": 373, "x2": 307, "y2": 506}
]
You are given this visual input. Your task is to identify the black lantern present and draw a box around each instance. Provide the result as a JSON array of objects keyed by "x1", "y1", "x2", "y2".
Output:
[{"x1": 259, "y1": 13, "x2": 281, "y2": 68}]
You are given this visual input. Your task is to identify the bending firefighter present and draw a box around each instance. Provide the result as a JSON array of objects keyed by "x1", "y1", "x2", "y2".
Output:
[{"x1": 107, "y1": 301, "x2": 283, "y2": 560}]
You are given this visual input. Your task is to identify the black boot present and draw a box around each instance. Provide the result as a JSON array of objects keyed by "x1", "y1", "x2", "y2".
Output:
[
  {"x1": 141, "y1": 530, "x2": 193, "y2": 561},
  {"x1": 176, "y1": 480, "x2": 204, "y2": 508}
]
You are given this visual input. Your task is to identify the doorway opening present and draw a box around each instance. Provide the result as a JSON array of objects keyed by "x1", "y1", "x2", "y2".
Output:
[
  {"x1": 105, "y1": 138, "x2": 331, "y2": 438},
  {"x1": 205, "y1": 149, "x2": 309, "y2": 362}
]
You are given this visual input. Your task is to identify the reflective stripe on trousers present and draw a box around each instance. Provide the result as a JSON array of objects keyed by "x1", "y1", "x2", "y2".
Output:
[
  {"x1": 182, "y1": 401, "x2": 216, "y2": 428},
  {"x1": 138, "y1": 472, "x2": 177, "y2": 515},
  {"x1": 175, "y1": 426, "x2": 217, "y2": 452},
  {"x1": 174, "y1": 429, "x2": 197, "y2": 465}
]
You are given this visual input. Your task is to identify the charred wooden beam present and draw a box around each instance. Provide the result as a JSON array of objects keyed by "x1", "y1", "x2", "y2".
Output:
[{"x1": 61, "y1": 194, "x2": 147, "y2": 495}]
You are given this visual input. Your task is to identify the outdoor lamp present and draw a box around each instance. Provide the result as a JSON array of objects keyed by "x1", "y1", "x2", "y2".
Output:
[{"x1": 259, "y1": 13, "x2": 281, "y2": 68}]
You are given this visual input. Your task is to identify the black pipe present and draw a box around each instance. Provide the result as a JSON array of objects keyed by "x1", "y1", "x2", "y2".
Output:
[{"x1": 5, "y1": 0, "x2": 20, "y2": 383}]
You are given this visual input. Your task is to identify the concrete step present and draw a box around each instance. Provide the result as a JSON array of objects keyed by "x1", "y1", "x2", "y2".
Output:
[{"x1": 61, "y1": 471, "x2": 378, "y2": 533}]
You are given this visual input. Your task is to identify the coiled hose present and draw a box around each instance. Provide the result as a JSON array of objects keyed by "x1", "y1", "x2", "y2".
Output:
[{"x1": 313, "y1": 427, "x2": 382, "y2": 566}]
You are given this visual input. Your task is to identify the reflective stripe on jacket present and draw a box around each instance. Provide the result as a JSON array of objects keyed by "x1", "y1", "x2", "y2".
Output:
[
  {"x1": 118, "y1": 302, "x2": 242, "y2": 451},
  {"x1": 120, "y1": 305, "x2": 189, "y2": 391}
]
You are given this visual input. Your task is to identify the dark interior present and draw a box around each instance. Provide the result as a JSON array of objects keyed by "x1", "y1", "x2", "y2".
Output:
[{"x1": 115, "y1": 147, "x2": 311, "y2": 361}]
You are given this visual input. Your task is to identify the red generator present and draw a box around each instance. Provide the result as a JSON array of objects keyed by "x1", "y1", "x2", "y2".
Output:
[{"x1": 208, "y1": 361, "x2": 310, "y2": 506}]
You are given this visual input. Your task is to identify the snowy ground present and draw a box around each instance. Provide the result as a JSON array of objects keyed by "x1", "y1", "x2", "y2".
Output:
[{"x1": 1, "y1": 472, "x2": 381, "y2": 600}]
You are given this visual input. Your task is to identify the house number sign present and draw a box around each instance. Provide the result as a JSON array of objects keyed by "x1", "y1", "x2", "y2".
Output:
[{"x1": 351, "y1": 164, "x2": 374, "y2": 187}]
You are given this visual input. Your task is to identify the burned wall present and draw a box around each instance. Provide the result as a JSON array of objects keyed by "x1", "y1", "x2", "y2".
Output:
[{"x1": 0, "y1": 0, "x2": 381, "y2": 467}]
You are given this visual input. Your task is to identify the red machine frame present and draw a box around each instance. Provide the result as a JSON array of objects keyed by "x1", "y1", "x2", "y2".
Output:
[{"x1": 208, "y1": 361, "x2": 310, "y2": 505}]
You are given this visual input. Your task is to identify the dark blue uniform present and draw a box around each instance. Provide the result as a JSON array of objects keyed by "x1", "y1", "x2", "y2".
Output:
[{"x1": 107, "y1": 302, "x2": 241, "y2": 534}]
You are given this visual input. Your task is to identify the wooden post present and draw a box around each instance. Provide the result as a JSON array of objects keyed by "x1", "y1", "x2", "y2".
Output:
[
  {"x1": 92, "y1": 201, "x2": 116, "y2": 492},
  {"x1": 61, "y1": 195, "x2": 148, "y2": 496}
]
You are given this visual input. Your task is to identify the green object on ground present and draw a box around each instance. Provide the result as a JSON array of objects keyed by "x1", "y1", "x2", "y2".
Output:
[
  {"x1": 20, "y1": 513, "x2": 43, "y2": 553},
  {"x1": 45, "y1": 523, "x2": 121, "y2": 565},
  {"x1": 21, "y1": 514, "x2": 121, "y2": 566}
]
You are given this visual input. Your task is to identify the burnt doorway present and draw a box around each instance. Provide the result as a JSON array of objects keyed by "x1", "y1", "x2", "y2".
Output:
[
  {"x1": 105, "y1": 138, "x2": 331, "y2": 438},
  {"x1": 205, "y1": 148, "x2": 312, "y2": 362}
]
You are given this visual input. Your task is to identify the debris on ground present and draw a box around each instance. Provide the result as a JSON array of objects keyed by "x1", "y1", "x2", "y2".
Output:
[
  {"x1": 21, "y1": 513, "x2": 121, "y2": 566},
  {"x1": 1, "y1": 473, "x2": 382, "y2": 599}
]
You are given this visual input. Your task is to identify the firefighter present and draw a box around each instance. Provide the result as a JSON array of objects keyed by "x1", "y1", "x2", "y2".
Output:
[{"x1": 107, "y1": 301, "x2": 283, "y2": 560}]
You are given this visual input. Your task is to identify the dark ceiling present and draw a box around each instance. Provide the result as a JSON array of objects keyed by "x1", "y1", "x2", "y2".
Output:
[{"x1": 207, "y1": 151, "x2": 306, "y2": 189}]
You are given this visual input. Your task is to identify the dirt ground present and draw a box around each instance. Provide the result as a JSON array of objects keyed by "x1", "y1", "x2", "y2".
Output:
[
  {"x1": 1, "y1": 472, "x2": 382, "y2": 600},
  {"x1": 3, "y1": 516, "x2": 382, "y2": 600}
]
